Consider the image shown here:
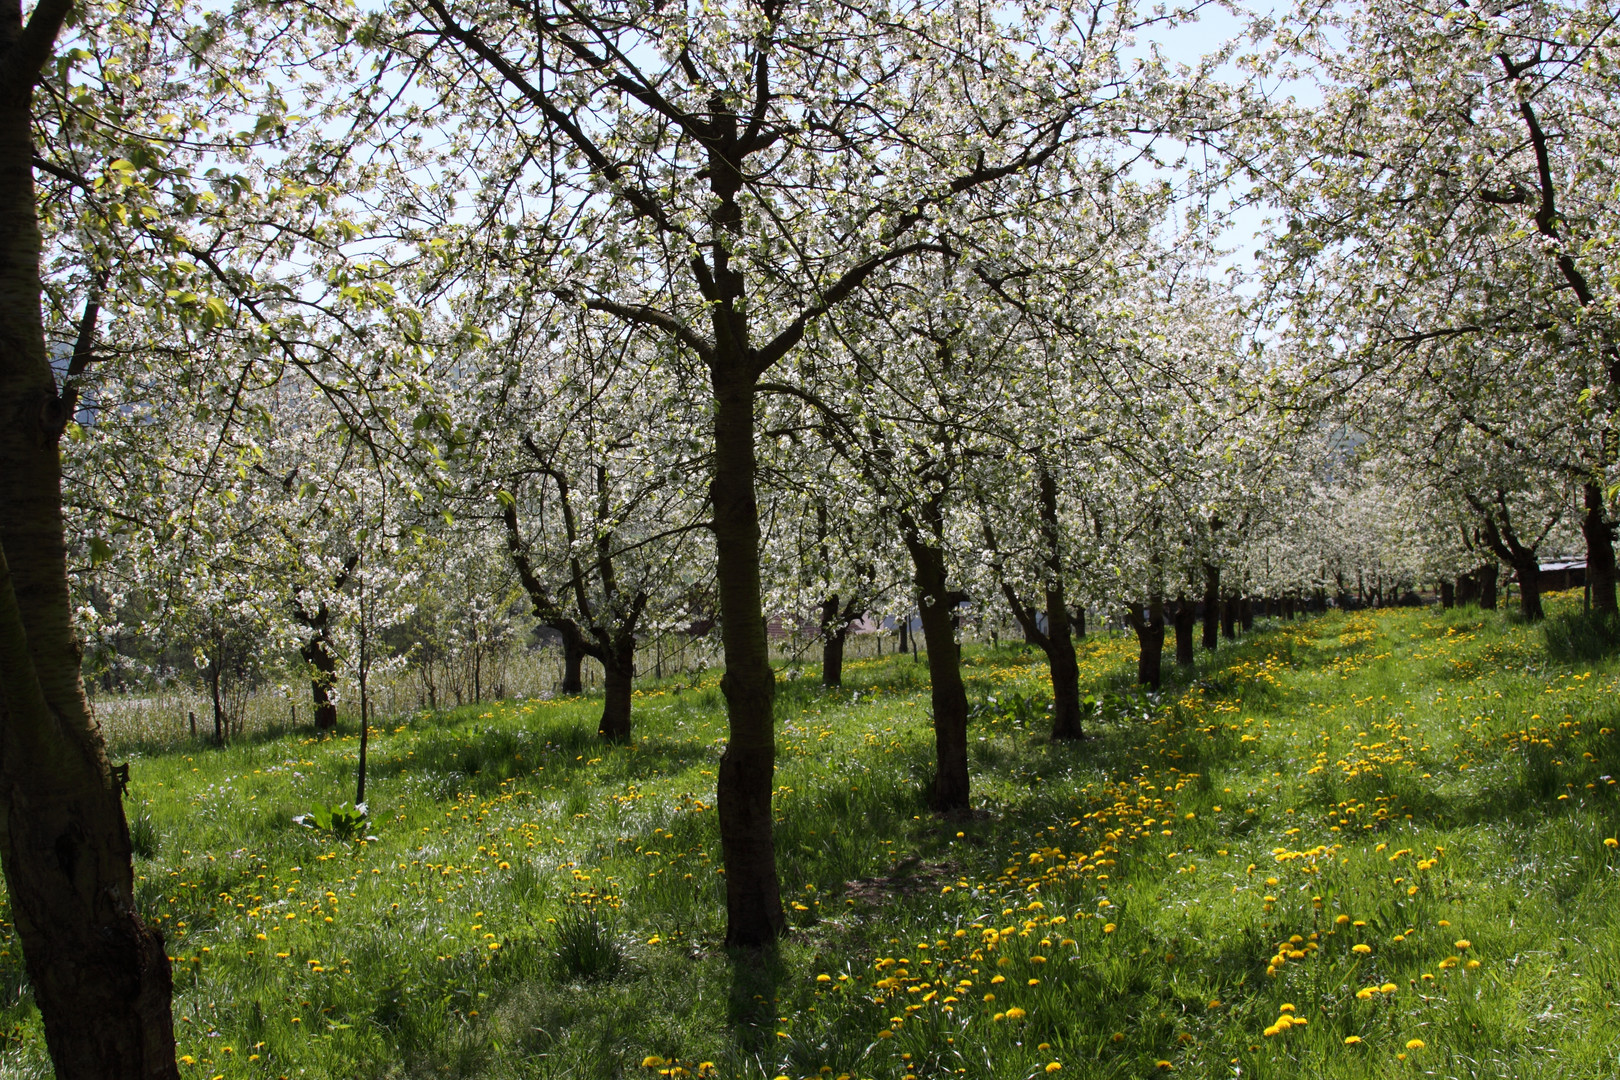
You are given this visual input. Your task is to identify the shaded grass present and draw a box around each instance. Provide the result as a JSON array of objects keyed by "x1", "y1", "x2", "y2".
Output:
[{"x1": 0, "y1": 598, "x2": 1618, "y2": 1077}]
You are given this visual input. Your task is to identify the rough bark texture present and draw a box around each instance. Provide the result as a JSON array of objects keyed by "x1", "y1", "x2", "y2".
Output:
[
  {"x1": 598, "y1": 653, "x2": 634, "y2": 743},
  {"x1": 1044, "y1": 602, "x2": 1083, "y2": 741},
  {"x1": 301, "y1": 626, "x2": 338, "y2": 730},
  {"x1": 1514, "y1": 557, "x2": 1544, "y2": 621},
  {"x1": 1456, "y1": 573, "x2": 1477, "y2": 606},
  {"x1": 0, "y1": 5, "x2": 180, "y2": 1070},
  {"x1": 1583, "y1": 482, "x2": 1618, "y2": 615},
  {"x1": 1125, "y1": 599, "x2": 1166, "y2": 689},
  {"x1": 905, "y1": 538, "x2": 970, "y2": 811},
  {"x1": 1172, "y1": 595, "x2": 1195, "y2": 667},
  {"x1": 1476, "y1": 509, "x2": 1544, "y2": 622},
  {"x1": 818, "y1": 593, "x2": 859, "y2": 689},
  {"x1": 1478, "y1": 562, "x2": 1499, "y2": 610},
  {"x1": 821, "y1": 624, "x2": 846, "y2": 688},
  {"x1": 1201, "y1": 565, "x2": 1219, "y2": 651},
  {"x1": 711, "y1": 379, "x2": 784, "y2": 947},
  {"x1": 559, "y1": 627, "x2": 585, "y2": 695}
]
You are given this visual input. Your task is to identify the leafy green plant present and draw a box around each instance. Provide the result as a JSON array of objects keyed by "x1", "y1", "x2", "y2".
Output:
[{"x1": 293, "y1": 801, "x2": 370, "y2": 841}]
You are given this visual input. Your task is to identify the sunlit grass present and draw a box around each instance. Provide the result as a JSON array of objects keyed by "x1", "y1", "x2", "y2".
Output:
[{"x1": 2, "y1": 596, "x2": 1619, "y2": 1078}]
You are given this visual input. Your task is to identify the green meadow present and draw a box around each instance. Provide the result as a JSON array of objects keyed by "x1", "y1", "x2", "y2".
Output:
[{"x1": 4, "y1": 597, "x2": 1620, "y2": 1079}]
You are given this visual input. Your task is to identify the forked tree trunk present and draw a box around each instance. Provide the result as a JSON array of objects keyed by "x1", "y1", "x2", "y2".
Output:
[
  {"x1": 0, "y1": 10, "x2": 180, "y2": 1070},
  {"x1": 905, "y1": 538, "x2": 970, "y2": 811},
  {"x1": 598, "y1": 650, "x2": 634, "y2": 743},
  {"x1": 1173, "y1": 594, "x2": 1195, "y2": 667},
  {"x1": 1583, "y1": 482, "x2": 1618, "y2": 615},
  {"x1": 710, "y1": 377, "x2": 784, "y2": 947},
  {"x1": 1201, "y1": 564, "x2": 1219, "y2": 651}
]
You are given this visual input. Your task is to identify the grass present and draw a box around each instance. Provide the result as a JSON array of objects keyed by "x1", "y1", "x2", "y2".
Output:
[{"x1": 3, "y1": 595, "x2": 1620, "y2": 1078}]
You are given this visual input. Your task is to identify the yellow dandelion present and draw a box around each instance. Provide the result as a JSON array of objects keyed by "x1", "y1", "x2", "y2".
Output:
[
  {"x1": 1454, "y1": 939, "x2": 1471, "y2": 950},
  {"x1": 1045, "y1": 1064, "x2": 1063, "y2": 1073},
  {"x1": 1344, "y1": 1036, "x2": 1362, "y2": 1045},
  {"x1": 1406, "y1": 1039, "x2": 1425, "y2": 1050},
  {"x1": 1352, "y1": 944, "x2": 1371, "y2": 954}
]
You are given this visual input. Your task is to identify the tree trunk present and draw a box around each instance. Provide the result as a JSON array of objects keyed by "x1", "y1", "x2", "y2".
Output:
[
  {"x1": 1202, "y1": 565, "x2": 1219, "y2": 651},
  {"x1": 598, "y1": 650, "x2": 634, "y2": 743},
  {"x1": 1126, "y1": 599, "x2": 1166, "y2": 689},
  {"x1": 1583, "y1": 482, "x2": 1618, "y2": 615},
  {"x1": 207, "y1": 653, "x2": 226, "y2": 746},
  {"x1": 1478, "y1": 562, "x2": 1499, "y2": 610},
  {"x1": 1440, "y1": 580, "x2": 1455, "y2": 609},
  {"x1": 710, "y1": 377, "x2": 783, "y2": 947},
  {"x1": 819, "y1": 594, "x2": 847, "y2": 688},
  {"x1": 1072, "y1": 604, "x2": 1085, "y2": 638},
  {"x1": 1241, "y1": 597, "x2": 1254, "y2": 631},
  {"x1": 1221, "y1": 592, "x2": 1237, "y2": 640},
  {"x1": 0, "y1": 23, "x2": 180, "y2": 1071},
  {"x1": 301, "y1": 625, "x2": 338, "y2": 730},
  {"x1": 559, "y1": 623, "x2": 586, "y2": 695},
  {"x1": 1173, "y1": 594, "x2": 1195, "y2": 667},
  {"x1": 1045, "y1": 603, "x2": 1083, "y2": 741},
  {"x1": 1514, "y1": 555, "x2": 1544, "y2": 621},
  {"x1": 1456, "y1": 573, "x2": 1476, "y2": 606},
  {"x1": 905, "y1": 538, "x2": 970, "y2": 812}
]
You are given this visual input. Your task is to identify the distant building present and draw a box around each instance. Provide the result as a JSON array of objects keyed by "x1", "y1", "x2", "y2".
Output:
[{"x1": 1539, "y1": 559, "x2": 1586, "y2": 591}]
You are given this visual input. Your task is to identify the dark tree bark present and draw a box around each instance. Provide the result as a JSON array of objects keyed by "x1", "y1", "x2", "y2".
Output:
[
  {"x1": 1220, "y1": 592, "x2": 1237, "y2": 640},
  {"x1": 817, "y1": 593, "x2": 860, "y2": 688},
  {"x1": 904, "y1": 534, "x2": 971, "y2": 810},
  {"x1": 293, "y1": 554, "x2": 357, "y2": 732},
  {"x1": 559, "y1": 625, "x2": 585, "y2": 694},
  {"x1": 1124, "y1": 598, "x2": 1166, "y2": 689},
  {"x1": 1172, "y1": 593, "x2": 1195, "y2": 667},
  {"x1": 598, "y1": 648, "x2": 635, "y2": 742},
  {"x1": 1456, "y1": 573, "x2": 1477, "y2": 606},
  {"x1": 1478, "y1": 561, "x2": 1499, "y2": 610},
  {"x1": 1072, "y1": 604, "x2": 1085, "y2": 638},
  {"x1": 1201, "y1": 564, "x2": 1219, "y2": 651},
  {"x1": 1472, "y1": 496, "x2": 1549, "y2": 621},
  {"x1": 206, "y1": 645, "x2": 226, "y2": 746},
  {"x1": 1583, "y1": 482, "x2": 1618, "y2": 615},
  {"x1": 711, "y1": 378, "x2": 785, "y2": 945},
  {"x1": 1440, "y1": 580, "x2": 1455, "y2": 609},
  {"x1": 502, "y1": 484, "x2": 645, "y2": 742},
  {"x1": 301, "y1": 628, "x2": 339, "y2": 729},
  {"x1": 0, "y1": 2, "x2": 180, "y2": 1073},
  {"x1": 1241, "y1": 597, "x2": 1254, "y2": 631},
  {"x1": 984, "y1": 469, "x2": 1083, "y2": 741}
]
